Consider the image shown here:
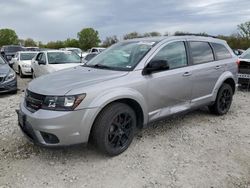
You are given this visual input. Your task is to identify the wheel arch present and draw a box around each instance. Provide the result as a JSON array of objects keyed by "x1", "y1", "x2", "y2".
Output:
[{"x1": 212, "y1": 71, "x2": 237, "y2": 101}]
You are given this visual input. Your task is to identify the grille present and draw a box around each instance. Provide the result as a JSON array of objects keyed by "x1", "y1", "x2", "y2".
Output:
[
  {"x1": 25, "y1": 90, "x2": 46, "y2": 112},
  {"x1": 239, "y1": 61, "x2": 250, "y2": 74}
]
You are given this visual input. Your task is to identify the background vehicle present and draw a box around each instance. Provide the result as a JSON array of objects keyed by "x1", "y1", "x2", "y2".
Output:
[
  {"x1": 31, "y1": 50, "x2": 82, "y2": 78},
  {"x1": 18, "y1": 36, "x2": 237, "y2": 156},
  {"x1": 0, "y1": 54, "x2": 17, "y2": 93},
  {"x1": 82, "y1": 52, "x2": 98, "y2": 64},
  {"x1": 233, "y1": 49, "x2": 245, "y2": 56},
  {"x1": 238, "y1": 48, "x2": 250, "y2": 88},
  {"x1": 88, "y1": 47, "x2": 106, "y2": 53},
  {"x1": 25, "y1": 47, "x2": 40, "y2": 51},
  {"x1": 0, "y1": 45, "x2": 25, "y2": 63},
  {"x1": 60, "y1": 47, "x2": 88, "y2": 58},
  {"x1": 11, "y1": 51, "x2": 38, "y2": 77}
]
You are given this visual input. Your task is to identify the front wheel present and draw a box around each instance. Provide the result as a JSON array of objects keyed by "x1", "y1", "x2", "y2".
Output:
[
  {"x1": 209, "y1": 83, "x2": 233, "y2": 115},
  {"x1": 91, "y1": 103, "x2": 136, "y2": 156}
]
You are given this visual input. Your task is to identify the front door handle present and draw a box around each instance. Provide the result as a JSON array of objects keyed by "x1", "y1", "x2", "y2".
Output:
[
  {"x1": 183, "y1": 72, "x2": 192, "y2": 77},
  {"x1": 215, "y1": 65, "x2": 222, "y2": 70}
]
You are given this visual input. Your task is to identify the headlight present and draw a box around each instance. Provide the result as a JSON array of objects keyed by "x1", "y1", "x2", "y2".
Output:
[
  {"x1": 22, "y1": 64, "x2": 30, "y2": 68},
  {"x1": 42, "y1": 94, "x2": 86, "y2": 111},
  {"x1": 4, "y1": 70, "x2": 16, "y2": 82}
]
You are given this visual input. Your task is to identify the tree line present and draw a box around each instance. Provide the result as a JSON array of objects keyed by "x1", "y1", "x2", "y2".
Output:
[{"x1": 0, "y1": 21, "x2": 250, "y2": 51}]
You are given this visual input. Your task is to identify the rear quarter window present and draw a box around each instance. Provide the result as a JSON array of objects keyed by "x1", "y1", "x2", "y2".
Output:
[
  {"x1": 189, "y1": 41, "x2": 214, "y2": 64},
  {"x1": 211, "y1": 43, "x2": 232, "y2": 60}
]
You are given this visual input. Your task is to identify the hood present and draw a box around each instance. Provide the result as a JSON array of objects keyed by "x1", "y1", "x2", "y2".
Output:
[
  {"x1": 20, "y1": 60, "x2": 32, "y2": 65},
  {"x1": 49, "y1": 63, "x2": 80, "y2": 72},
  {"x1": 28, "y1": 66, "x2": 128, "y2": 95},
  {"x1": 0, "y1": 63, "x2": 10, "y2": 76}
]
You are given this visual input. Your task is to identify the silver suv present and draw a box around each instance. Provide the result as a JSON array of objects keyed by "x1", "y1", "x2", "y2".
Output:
[{"x1": 17, "y1": 36, "x2": 238, "y2": 156}]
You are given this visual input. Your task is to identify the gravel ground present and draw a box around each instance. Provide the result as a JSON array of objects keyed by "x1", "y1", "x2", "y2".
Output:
[{"x1": 0, "y1": 76, "x2": 250, "y2": 188}]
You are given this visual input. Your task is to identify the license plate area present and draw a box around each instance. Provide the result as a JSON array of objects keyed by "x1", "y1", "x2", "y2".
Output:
[{"x1": 238, "y1": 73, "x2": 250, "y2": 78}]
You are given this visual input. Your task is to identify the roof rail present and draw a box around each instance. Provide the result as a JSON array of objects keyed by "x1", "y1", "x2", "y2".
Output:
[{"x1": 174, "y1": 33, "x2": 217, "y2": 38}]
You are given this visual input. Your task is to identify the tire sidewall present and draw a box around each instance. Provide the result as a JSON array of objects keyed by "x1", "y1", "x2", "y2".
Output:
[
  {"x1": 215, "y1": 84, "x2": 233, "y2": 115},
  {"x1": 94, "y1": 103, "x2": 136, "y2": 156}
]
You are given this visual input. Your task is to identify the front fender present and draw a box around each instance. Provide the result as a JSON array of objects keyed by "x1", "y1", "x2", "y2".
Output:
[
  {"x1": 212, "y1": 71, "x2": 237, "y2": 101},
  {"x1": 88, "y1": 87, "x2": 148, "y2": 125}
]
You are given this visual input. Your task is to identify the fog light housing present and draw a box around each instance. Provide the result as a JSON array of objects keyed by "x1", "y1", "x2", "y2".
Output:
[{"x1": 40, "y1": 132, "x2": 59, "y2": 144}]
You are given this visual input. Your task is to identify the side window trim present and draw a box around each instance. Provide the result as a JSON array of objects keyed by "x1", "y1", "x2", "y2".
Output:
[{"x1": 187, "y1": 41, "x2": 215, "y2": 65}]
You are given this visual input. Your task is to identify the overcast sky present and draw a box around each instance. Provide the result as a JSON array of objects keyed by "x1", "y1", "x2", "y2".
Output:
[{"x1": 0, "y1": 0, "x2": 250, "y2": 43}]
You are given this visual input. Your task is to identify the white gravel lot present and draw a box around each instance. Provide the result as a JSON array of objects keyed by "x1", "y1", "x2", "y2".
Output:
[{"x1": 0, "y1": 76, "x2": 249, "y2": 188}]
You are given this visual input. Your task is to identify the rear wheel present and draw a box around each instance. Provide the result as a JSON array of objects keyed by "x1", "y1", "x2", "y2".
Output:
[
  {"x1": 91, "y1": 103, "x2": 136, "y2": 156},
  {"x1": 209, "y1": 83, "x2": 233, "y2": 115}
]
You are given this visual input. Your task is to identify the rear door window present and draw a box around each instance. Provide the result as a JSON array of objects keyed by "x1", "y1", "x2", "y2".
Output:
[
  {"x1": 189, "y1": 42, "x2": 214, "y2": 64},
  {"x1": 211, "y1": 43, "x2": 232, "y2": 60}
]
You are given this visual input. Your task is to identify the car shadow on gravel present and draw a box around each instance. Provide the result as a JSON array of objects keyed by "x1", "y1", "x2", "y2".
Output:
[{"x1": 1, "y1": 107, "x2": 215, "y2": 162}]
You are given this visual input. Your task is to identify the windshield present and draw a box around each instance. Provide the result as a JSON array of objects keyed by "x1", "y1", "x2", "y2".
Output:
[
  {"x1": 240, "y1": 48, "x2": 250, "y2": 59},
  {"x1": 48, "y1": 51, "x2": 81, "y2": 64},
  {"x1": 20, "y1": 53, "x2": 37, "y2": 60},
  {"x1": 0, "y1": 56, "x2": 5, "y2": 64},
  {"x1": 85, "y1": 41, "x2": 155, "y2": 71},
  {"x1": 6, "y1": 46, "x2": 23, "y2": 53}
]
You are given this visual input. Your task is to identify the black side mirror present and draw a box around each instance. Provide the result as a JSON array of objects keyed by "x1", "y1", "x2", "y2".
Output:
[
  {"x1": 38, "y1": 60, "x2": 46, "y2": 65},
  {"x1": 142, "y1": 59, "x2": 169, "y2": 75}
]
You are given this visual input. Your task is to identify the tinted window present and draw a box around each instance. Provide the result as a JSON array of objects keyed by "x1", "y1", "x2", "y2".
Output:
[
  {"x1": 152, "y1": 41, "x2": 187, "y2": 69},
  {"x1": 20, "y1": 53, "x2": 37, "y2": 60},
  {"x1": 212, "y1": 43, "x2": 232, "y2": 60},
  {"x1": 47, "y1": 51, "x2": 80, "y2": 64},
  {"x1": 190, "y1": 42, "x2": 214, "y2": 64},
  {"x1": 5, "y1": 46, "x2": 23, "y2": 53}
]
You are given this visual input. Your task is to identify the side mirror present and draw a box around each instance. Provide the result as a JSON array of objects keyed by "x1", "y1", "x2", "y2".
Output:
[
  {"x1": 142, "y1": 60, "x2": 169, "y2": 75},
  {"x1": 38, "y1": 60, "x2": 46, "y2": 65}
]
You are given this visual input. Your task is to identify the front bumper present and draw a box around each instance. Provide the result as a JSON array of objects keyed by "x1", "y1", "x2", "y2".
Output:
[
  {"x1": 17, "y1": 98, "x2": 99, "y2": 147},
  {"x1": 0, "y1": 77, "x2": 17, "y2": 93},
  {"x1": 21, "y1": 67, "x2": 32, "y2": 75}
]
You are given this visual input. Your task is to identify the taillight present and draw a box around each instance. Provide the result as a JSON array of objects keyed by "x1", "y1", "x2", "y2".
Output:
[{"x1": 236, "y1": 59, "x2": 240, "y2": 65}]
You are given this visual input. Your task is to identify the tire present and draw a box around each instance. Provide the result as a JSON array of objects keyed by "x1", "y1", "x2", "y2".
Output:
[
  {"x1": 19, "y1": 67, "x2": 24, "y2": 78},
  {"x1": 91, "y1": 103, "x2": 136, "y2": 156},
  {"x1": 32, "y1": 69, "x2": 36, "y2": 79},
  {"x1": 209, "y1": 83, "x2": 233, "y2": 115}
]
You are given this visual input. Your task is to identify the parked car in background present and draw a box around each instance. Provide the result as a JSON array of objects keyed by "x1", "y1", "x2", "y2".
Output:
[
  {"x1": 11, "y1": 51, "x2": 38, "y2": 77},
  {"x1": 31, "y1": 50, "x2": 82, "y2": 78},
  {"x1": 88, "y1": 47, "x2": 106, "y2": 53},
  {"x1": 25, "y1": 47, "x2": 40, "y2": 51},
  {"x1": 60, "y1": 47, "x2": 88, "y2": 58},
  {"x1": 82, "y1": 52, "x2": 98, "y2": 64},
  {"x1": 238, "y1": 48, "x2": 250, "y2": 88},
  {"x1": 17, "y1": 36, "x2": 237, "y2": 156},
  {"x1": 0, "y1": 45, "x2": 25, "y2": 63},
  {"x1": 233, "y1": 49, "x2": 245, "y2": 56},
  {"x1": 0, "y1": 54, "x2": 17, "y2": 93}
]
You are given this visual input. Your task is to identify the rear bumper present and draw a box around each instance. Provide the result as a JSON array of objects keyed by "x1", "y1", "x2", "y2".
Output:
[{"x1": 0, "y1": 77, "x2": 17, "y2": 93}]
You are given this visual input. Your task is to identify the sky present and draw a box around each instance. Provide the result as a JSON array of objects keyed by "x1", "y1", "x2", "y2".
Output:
[{"x1": 0, "y1": 0, "x2": 250, "y2": 43}]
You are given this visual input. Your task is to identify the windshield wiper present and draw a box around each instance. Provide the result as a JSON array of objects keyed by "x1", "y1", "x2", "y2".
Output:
[{"x1": 83, "y1": 64, "x2": 112, "y2": 69}]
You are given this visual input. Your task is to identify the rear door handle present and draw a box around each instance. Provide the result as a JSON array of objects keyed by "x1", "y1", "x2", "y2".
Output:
[
  {"x1": 215, "y1": 65, "x2": 222, "y2": 70},
  {"x1": 183, "y1": 72, "x2": 192, "y2": 77}
]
